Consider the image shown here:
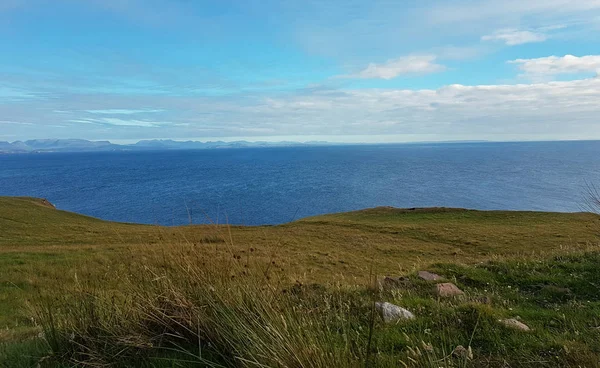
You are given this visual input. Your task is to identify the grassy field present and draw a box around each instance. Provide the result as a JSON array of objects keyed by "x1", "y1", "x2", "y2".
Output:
[{"x1": 1, "y1": 197, "x2": 599, "y2": 367}]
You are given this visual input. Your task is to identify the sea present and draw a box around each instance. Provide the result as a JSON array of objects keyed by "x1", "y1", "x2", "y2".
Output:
[{"x1": 1, "y1": 141, "x2": 599, "y2": 226}]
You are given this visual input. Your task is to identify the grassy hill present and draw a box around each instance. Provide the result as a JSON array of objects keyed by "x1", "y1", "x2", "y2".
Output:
[{"x1": 1, "y1": 197, "x2": 599, "y2": 367}]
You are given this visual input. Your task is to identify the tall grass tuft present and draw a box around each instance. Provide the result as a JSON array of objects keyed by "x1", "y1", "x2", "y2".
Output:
[{"x1": 34, "y1": 238, "x2": 371, "y2": 367}]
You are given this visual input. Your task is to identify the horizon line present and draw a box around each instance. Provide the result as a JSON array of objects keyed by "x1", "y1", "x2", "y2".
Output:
[{"x1": 4, "y1": 137, "x2": 600, "y2": 146}]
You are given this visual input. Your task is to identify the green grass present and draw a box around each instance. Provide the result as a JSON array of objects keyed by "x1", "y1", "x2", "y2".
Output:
[{"x1": 1, "y1": 197, "x2": 600, "y2": 367}]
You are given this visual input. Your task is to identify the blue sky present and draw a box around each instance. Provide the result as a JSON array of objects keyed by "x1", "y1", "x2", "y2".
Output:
[{"x1": 1, "y1": 0, "x2": 600, "y2": 143}]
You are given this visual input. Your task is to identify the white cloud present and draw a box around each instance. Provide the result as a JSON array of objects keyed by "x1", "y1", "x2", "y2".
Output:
[
  {"x1": 229, "y1": 77, "x2": 600, "y2": 141},
  {"x1": 482, "y1": 28, "x2": 547, "y2": 45},
  {"x1": 341, "y1": 55, "x2": 446, "y2": 80},
  {"x1": 510, "y1": 55, "x2": 600, "y2": 79}
]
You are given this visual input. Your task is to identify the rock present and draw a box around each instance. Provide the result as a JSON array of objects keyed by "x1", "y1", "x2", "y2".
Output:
[
  {"x1": 418, "y1": 271, "x2": 442, "y2": 281},
  {"x1": 499, "y1": 318, "x2": 531, "y2": 331},
  {"x1": 435, "y1": 282, "x2": 464, "y2": 297},
  {"x1": 374, "y1": 302, "x2": 415, "y2": 323}
]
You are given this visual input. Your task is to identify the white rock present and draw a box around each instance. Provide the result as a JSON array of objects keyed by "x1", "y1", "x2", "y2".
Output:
[
  {"x1": 499, "y1": 318, "x2": 531, "y2": 331},
  {"x1": 375, "y1": 302, "x2": 415, "y2": 323}
]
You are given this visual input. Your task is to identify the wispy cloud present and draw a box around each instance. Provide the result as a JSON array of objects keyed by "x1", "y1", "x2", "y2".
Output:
[
  {"x1": 0, "y1": 120, "x2": 33, "y2": 125},
  {"x1": 482, "y1": 25, "x2": 568, "y2": 46},
  {"x1": 69, "y1": 118, "x2": 169, "y2": 127},
  {"x1": 340, "y1": 55, "x2": 446, "y2": 80},
  {"x1": 482, "y1": 28, "x2": 548, "y2": 45},
  {"x1": 0, "y1": 85, "x2": 39, "y2": 101},
  {"x1": 510, "y1": 55, "x2": 600, "y2": 79},
  {"x1": 85, "y1": 109, "x2": 165, "y2": 115}
]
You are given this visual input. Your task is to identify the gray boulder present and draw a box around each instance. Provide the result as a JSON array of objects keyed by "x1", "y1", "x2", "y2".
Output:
[
  {"x1": 418, "y1": 271, "x2": 442, "y2": 281},
  {"x1": 375, "y1": 302, "x2": 415, "y2": 323}
]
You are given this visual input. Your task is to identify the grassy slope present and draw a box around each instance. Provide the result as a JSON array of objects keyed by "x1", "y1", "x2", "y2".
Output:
[
  {"x1": 1, "y1": 197, "x2": 600, "y2": 366},
  {"x1": 1, "y1": 198, "x2": 599, "y2": 320},
  {"x1": 3, "y1": 198, "x2": 599, "y2": 269}
]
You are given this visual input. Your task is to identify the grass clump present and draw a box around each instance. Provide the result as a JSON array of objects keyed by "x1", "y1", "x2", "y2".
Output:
[{"x1": 33, "y1": 244, "x2": 372, "y2": 367}]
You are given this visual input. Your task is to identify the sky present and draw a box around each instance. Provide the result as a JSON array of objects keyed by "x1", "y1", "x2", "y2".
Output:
[{"x1": 1, "y1": 0, "x2": 600, "y2": 143}]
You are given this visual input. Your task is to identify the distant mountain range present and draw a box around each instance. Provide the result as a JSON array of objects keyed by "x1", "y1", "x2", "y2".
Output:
[{"x1": 0, "y1": 139, "x2": 332, "y2": 154}]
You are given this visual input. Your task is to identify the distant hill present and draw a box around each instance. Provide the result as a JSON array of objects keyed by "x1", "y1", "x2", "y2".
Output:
[
  {"x1": 0, "y1": 139, "x2": 333, "y2": 154},
  {"x1": 0, "y1": 139, "x2": 118, "y2": 153}
]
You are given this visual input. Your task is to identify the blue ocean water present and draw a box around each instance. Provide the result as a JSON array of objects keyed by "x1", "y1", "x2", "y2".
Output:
[{"x1": 1, "y1": 141, "x2": 599, "y2": 226}]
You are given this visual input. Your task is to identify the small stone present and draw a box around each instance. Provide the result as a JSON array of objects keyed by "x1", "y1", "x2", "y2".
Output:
[
  {"x1": 499, "y1": 318, "x2": 531, "y2": 331},
  {"x1": 435, "y1": 282, "x2": 464, "y2": 297},
  {"x1": 374, "y1": 302, "x2": 415, "y2": 323},
  {"x1": 418, "y1": 271, "x2": 442, "y2": 281}
]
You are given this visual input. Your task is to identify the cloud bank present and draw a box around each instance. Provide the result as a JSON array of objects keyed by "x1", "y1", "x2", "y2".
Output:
[
  {"x1": 3, "y1": 76, "x2": 600, "y2": 141},
  {"x1": 510, "y1": 55, "x2": 600, "y2": 79}
]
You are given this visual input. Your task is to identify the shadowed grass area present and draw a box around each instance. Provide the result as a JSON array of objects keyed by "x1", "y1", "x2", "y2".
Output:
[{"x1": 1, "y1": 197, "x2": 600, "y2": 367}]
